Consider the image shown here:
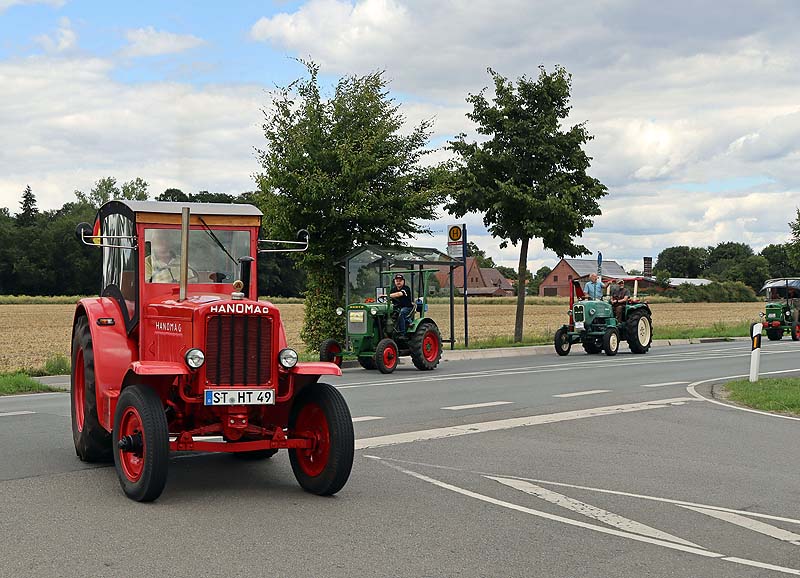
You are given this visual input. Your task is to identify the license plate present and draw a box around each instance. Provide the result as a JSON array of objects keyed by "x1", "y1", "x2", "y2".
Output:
[
  {"x1": 767, "y1": 313, "x2": 776, "y2": 318},
  {"x1": 204, "y1": 389, "x2": 275, "y2": 406},
  {"x1": 349, "y1": 310, "x2": 364, "y2": 323},
  {"x1": 574, "y1": 321, "x2": 585, "y2": 330}
]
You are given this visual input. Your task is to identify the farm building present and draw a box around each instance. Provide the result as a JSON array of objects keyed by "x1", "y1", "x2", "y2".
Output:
[
  {"x1": 434, "y1": 257, "x2": 514, "y2": 297},
  {"x1": 538, "y1": 258, "x2": 627, "y2": 297}
]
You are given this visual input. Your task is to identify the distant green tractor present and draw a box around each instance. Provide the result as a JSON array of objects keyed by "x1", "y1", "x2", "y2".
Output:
[
  {"x1": 554, "y1": 278, "x2": 653, "y2": 356},
  {"x1": 319, "y1": 269, "x2": 442, "y2": 373},
  {"x1": 760, "y1": 278, "x2": 800, "y2": 341}
]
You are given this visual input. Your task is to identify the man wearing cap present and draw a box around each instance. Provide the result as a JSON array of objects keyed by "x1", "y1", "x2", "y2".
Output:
[
  {"x1": 610, "y1": 279, "x2": 630, "y2": 323},
  {"x1": 388, "y1": 273, "x2": 413, "y2": 334}
]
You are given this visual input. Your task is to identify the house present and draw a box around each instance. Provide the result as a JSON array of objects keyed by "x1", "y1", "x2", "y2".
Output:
[
  {"x1": 538, "y1": 258, "x2": 627, "y2": 297},
  {"x1": 434, "y1": 257, "x2": 514, "y2": 297}
]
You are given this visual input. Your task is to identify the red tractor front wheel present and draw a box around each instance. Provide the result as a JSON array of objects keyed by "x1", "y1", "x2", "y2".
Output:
[
  {"x1": 289, "y1": 383, "x2": 354, "y2": 496},
  {"x1": 113, "y1": 385, "x2": 169, "y2": 502}
]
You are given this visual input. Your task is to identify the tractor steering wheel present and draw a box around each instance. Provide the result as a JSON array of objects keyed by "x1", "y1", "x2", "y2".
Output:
[{"x1": 377, "y1": 294, "x2": 388, "y2": 304}]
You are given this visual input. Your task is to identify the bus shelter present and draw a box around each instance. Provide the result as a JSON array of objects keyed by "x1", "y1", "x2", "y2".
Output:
[{"x1": 340, "y1": 245, "x2": 468, "y2": 349}]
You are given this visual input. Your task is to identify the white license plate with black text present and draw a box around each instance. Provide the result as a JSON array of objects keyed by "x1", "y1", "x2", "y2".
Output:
[
  {"x1": 574, "y1": 321, "x2": 585, "y2": 330},
  {"x1": 204, "y1": 389, "x2": 275, "y2": 406}
]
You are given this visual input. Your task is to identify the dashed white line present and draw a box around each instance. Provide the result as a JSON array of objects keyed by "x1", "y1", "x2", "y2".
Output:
[
  {"x1": 352, "y1": 416, "x2": 384, "y2": 423},
  {"x1": 553, "y1": 389, "x2": 611, "y2": 398},
  {"x1": 640, "y1": 381, "x2": 689, "y2": 388},
  {"x1": 0, "y1": 411, "x2": 35, "y2": 417},
  {"x1": 441, "y1": 401, "x2": 513, "y2": 411}
]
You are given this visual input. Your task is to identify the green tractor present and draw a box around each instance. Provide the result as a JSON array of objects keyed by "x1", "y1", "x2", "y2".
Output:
[
  {"x1": 554, "y1": 277, "x2": 653, "y2": 356},
  {"x1": 760, "y1": 278, "x2": 800, "y2": 341},
  {"x1": 319, "y1": 269, "x2": 443, "y2": 373}
]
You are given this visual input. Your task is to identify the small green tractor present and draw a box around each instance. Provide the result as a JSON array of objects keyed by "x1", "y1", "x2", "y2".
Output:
[
  {"x1": 760, "y1": 278, "x2": 800, "y2": 341},
  {"x1": 554, "y1": 278, "x2": 653, "y2": 356},
  {"x1": 319, "y1": 269, "x2": 442, "y2": 373}
]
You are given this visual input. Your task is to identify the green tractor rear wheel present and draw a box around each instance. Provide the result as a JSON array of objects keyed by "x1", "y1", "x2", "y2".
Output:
[
  {"x1": 410, "y1": 322, "x2": 442, "y2": 370},
  {"x1": 358, "y1": 357, "x2": 377, "y2": 370},
  {"x1": 582, "y1": 339, "x2": 602, "y2": 354},
  {"x1": 626, "y1": 310, "x2": 652, "y2": 354},
  {"x1": 766, "y1": 327, "x2": 783, "y2": 341},
  {"x1": 319, "y1": 339, "x2": 343, "y2": 366}
]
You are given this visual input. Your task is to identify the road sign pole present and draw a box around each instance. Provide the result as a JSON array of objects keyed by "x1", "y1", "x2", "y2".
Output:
[
  {"x1": 749, "y1": 322, "x2": 762, "y2": 383},
  {"x1": 462, "y1": 224, "x2": 468, "y2": 348}
]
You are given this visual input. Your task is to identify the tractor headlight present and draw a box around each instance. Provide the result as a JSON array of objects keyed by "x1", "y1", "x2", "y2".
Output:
[
  {"x1": 335, "y1": 307, "x2": 344, "y2": 316},
  {"x1": 184, "y1": 348, "x2": 205, "y2": 369},
  {"x1": 278, "y1": 348, "x2": 298, "y2": 369},
  {"x1": 370, "y1": 307, "x2": 378, "y2": 316}
]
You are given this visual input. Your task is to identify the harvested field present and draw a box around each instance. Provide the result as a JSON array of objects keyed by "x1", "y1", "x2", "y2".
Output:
[{"x1": 0, "y1": 301, "x2": 764, "y2": 373}]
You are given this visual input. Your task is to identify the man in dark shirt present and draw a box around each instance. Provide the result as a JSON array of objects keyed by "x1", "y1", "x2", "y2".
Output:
[
  {"x1": 610, "y1": 279, "x2": 630, "y2": 323},
  {"x1": 388, "y1": 273, "x2": 413, "y2": 333}
]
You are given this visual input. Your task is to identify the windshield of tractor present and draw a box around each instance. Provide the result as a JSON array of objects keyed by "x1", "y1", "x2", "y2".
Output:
[
  {"x1": 144, "y1": 228, "x2": 250, "y2": 284},
  {"x1": 346, "y1": 249, "x2": 385, "y2": 303}
]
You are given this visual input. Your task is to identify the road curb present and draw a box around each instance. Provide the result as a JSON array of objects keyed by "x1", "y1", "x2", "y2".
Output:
[{"x1": 32, "y1": 336, "x2": 753, "y2": 390}]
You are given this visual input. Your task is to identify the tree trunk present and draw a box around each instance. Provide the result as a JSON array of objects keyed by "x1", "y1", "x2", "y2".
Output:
[{"x1": 514, "y1": 237, "x2": 529, "y2": 342}]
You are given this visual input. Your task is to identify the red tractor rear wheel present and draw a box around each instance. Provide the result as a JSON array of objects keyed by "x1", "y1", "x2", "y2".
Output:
[
  {"x1": 70, "y1": 316, "x2": 112, "y2": 462},
  {"x1": 289, "y1": 383, "x2": 354, "y2": 496},
  {"x1": 113, "y1": 385, "x2": 169, "y2": 502},
  {"x1": 410, "y1": 322, "x2": 442, "y2": 370}
]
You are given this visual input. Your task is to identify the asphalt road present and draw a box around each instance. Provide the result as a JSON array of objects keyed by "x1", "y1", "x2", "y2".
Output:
[{"x1": 1, "y1": 341, "x2": 799, "y2": 578}]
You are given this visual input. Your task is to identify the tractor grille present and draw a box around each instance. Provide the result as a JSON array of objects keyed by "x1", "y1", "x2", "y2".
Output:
[
  {"x1": 348, "y1": 309, "x2": 367, "y2": 335},
  {"x1": 573, "y1": 305, "x2": 585, "y2": 323},
  {"x1": 206, "y1": 315, "x2": 272, "y2": 386}
]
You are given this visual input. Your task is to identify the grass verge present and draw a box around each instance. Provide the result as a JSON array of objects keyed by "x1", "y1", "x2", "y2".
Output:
[
  {"x1": 0, "y1": 372, "x2": 61, "y2": 396},
  {"x1": 724, "y1": 378, "x2": 800, "y2": 416}
]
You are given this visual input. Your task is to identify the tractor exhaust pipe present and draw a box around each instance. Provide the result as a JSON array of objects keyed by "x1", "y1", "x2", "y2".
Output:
[
  {"x1": 239, "y1": 256, "x2": 254, "y2": 299},
  {"x1": 179, "y1": 207, "x2": 190, "y2": 301}
]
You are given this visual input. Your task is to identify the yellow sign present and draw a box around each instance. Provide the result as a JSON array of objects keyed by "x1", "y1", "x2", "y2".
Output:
[{"x1": 448, "y1": 225, "x2": 463, "y2": 242}]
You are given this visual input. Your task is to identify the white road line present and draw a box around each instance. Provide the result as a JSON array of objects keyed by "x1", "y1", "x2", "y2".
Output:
[
  {"x1": 680, "y1": 506, "x2": 800, "y2": 545},
  {"x1": 375, "y1": 460, "x2": 800, "y2": 577},
  {"x1": 352, "y1": 416, "x2": 384, "y2": 423},
  {"x1": 355, "y1": 397, "x2": 695, "y2": 450},
  {"x1": 489, "y1": 476, "x2": 704, "y2": 548},
  {"x1": 0, "y1": 411, "x2": 35, "y2": 417},
  {"x1": 441, "y1": 401, "x2": 513, "y2": 411},
  {"x1": 553, "y1": 389, "x2": 610, "y2": 398},
  {"x1": 640, "y1": 381, "x2": 689, "y2": 388}
]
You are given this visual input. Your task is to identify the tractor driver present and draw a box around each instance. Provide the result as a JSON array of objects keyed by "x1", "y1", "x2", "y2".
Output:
[
  {"x1": 610, "y1": 279, "x2": 630, "y2": 323},
  {"x1": 387, "y1": 273, "x2": 413, "y2": 334},
  {"x1": 145, "y1": 230, "x2": 181, "y2": 283}
]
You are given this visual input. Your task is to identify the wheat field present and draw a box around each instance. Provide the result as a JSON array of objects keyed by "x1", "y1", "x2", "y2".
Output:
[{"x1": 0, "y1": 301, "x2": 765, "y2": 373}]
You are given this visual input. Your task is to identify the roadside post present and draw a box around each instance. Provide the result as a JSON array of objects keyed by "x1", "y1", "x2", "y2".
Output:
[
  {"x1": 749, "y1": 322, "x2": 762, "y2": 382},
  {"x1": 447, "y1": 224, "x2": 468, "y2": 348}
]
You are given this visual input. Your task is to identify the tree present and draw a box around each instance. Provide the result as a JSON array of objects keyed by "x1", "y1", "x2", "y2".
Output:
[
  {"x1": 157, "y1": 188, "x2": 189, "y2": 202},
  {"x1": 120, "y1": 177, "x2": 149, "y2": 201},
  {"x1": 17, "y1": 185, "x2": 39, "y2": 227},
  {"x1": 445, "y1": 66, "x2": 607, "y2": 341},
  {"x1": 706, "y1": 242, "x2": 753, "y2": 269},
  {"x1": 760, "y1": 243, "x2": 794, "y2": 278},
  {"x1": 653, "y1": 246, "x2": 707, "y2": 278},
  {"x1": 724, "y1": 255, "x2": 769, "y2": 291},
  {"x1": 254, "y1": 61, "x2": 443, "y2": 349},
  {"x1": 530, "y1": 265, "x2": 552, "y2": 295},
  {"x1": 466, "y1": 241, "x2": 496, "y2": 268},
  {"x1": 75, "y1": 176, "x2": 149, "y2": 207}
]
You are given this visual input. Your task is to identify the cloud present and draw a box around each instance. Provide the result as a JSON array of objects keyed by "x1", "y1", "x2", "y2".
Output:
[
  {"x1": 0, "y1": 0, "x2": 64, "y2": 12},
  {"x1": 121, "y1": 27, "x2": 205, "y2": 58},
  {"x1": 34, "y1": 17, "x2": 76, "y2": 53}
]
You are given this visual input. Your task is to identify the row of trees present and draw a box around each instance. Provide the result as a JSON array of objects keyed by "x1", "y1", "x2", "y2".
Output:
[{"x1": 654, "y1": 241, "x2": 797, "y2": 292}]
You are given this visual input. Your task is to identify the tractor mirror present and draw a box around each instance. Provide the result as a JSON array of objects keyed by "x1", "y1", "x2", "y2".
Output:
[{"x1": 75, "y1": 222, "x2": 93, "y2": 243}]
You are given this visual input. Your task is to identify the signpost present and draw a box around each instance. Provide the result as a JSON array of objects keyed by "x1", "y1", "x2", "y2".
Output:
[{"x1": 447, "y1": 224, "x2": 468, "y2": 348}]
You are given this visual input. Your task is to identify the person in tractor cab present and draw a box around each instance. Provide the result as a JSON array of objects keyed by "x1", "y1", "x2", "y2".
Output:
[
  {"x1": 388, "y1": 273, "x2": 413, "y2": 333},
  {"x1": 610, "y1": 279, "x2": 630, "y2": 323},
  {"x1": 584, "y1": 273, "x2": 604, "y2": 300},
  {"x1": 145, "y1": 230, "x2": 181, "y2": 283}
]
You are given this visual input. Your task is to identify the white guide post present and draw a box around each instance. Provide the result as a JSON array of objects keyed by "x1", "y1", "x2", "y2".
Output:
[{"x1": 749, "y1": 322, "x2": 762, "y2": 383}]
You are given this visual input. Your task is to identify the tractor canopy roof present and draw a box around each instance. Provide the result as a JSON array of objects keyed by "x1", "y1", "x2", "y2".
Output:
[
  {"x1": 340, "y1": 245, "x2": 456, "y2": 269},
  {"x1": 96, "y1": 200, "x2": 262, "y2": 226},
  {"x1": 760, "y1": 278, "x2": 800, "y2": 293}
]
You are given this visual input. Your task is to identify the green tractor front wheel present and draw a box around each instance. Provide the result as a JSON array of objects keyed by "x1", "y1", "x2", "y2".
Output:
[
  {"x1": 554, "y1": 328, "x2": 571, "y2": 356},
  {"x1": 375, "y1": 338, "x2": 399, "y2": 374},
  {"x1": 603, "y1": 328, "x2": 619, "y2": 356}
]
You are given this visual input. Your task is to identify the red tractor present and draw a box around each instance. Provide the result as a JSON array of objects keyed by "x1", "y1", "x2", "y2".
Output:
[{"x1": 71, "y1": 200, "x2": 353, "y2": 502}]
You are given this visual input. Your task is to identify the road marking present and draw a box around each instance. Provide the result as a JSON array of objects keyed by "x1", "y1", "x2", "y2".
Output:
[
  {"x1": 374, "y1": 460, "x2": 800, "y2": 577},
  {"x1": 355, "y1": 397, "x2": 695, "y2": 449},
  {"x1": 441, "y1": 401, "x2": 513, "y2": 411},
  {"x1": 0, "y1": 411, "x2": 35, "y2": 417},
  {"x1": 352, "y1": 416, "x2": 384, "y2": 422},
  {"x1": 489, "y1": 476, "x2": 703, "y2": 548},
  {"x1": 687, "y1": 369, "x2": 800, "y2": 422},
  {"x1": 680, "y1": 506, "x2": 800, "y2": 545},
  {"x1": 553, "y1": 389, "x2": 610, "y2": 398},
  {"x1": 640, "y1": 381, "x2": 689, "y2": 388}
]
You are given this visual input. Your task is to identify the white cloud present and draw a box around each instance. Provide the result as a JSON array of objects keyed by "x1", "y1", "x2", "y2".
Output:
[
  {"x1": 34, "y1": 17, "x2": 76, "y2": 53},
  {"x1": 0, "y1": 0, "x2": 64, "y2": 12},
  {"x1": 121, "y1": 27, "x2": 205, "y2": 58}
]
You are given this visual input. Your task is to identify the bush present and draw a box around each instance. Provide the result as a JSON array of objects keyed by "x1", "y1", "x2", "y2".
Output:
[{"x1": 665, "y1": 281, "x2": 757, "y2": 302}]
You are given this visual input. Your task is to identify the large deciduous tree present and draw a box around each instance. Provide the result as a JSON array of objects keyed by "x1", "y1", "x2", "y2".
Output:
[
  {"x1": 654, "y1": 246, "x2": 708, "y2": 278},
  {"x1": 445, "y1": 66, "x2": 607, "y2": 341},
  {"x1": 254, "y1": 61, "x2": 442, "y2": 349}
]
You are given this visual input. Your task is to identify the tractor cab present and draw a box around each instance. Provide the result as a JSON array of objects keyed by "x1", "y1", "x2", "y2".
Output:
[
  {"x1": 70, "y1": 200, "x2": 354, "y2": 502},
  {"x1": 760, "y1": 278, "x2": 800, "y2": 341}
]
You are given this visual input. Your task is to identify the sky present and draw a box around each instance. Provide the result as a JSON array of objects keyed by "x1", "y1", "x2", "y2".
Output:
[{"x1": 2, "y1": 0, "x2": 799, "y2": 274}]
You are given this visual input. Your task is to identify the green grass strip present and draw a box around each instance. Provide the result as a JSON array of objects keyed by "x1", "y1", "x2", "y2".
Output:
[
  {"x1": 725, "y1": 378, "x2": 800, "y2": 416},
  {"x1": 0, "y1": 373, "x2": 61, "y2": 396}
]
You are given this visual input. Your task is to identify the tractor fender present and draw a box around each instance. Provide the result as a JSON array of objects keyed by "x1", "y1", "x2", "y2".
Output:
[
  {"x1": 410, "y1": 317, "x2": 438, "y2": 331},
  {"x1": 74, "y1": 298, "x2": 138, "y2": 430},
  {"x1": 290, "y1": 361, "x2": 343, "y2": 377}
]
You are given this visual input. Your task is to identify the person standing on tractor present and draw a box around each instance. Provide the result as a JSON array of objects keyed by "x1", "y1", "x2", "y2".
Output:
[
  {"x1": 388, "y1": 273, "x2": 413, "y2": 333},
  {"x1": 610, "y1": 279, "x2": 630, "y2": 323},
  {"x1": 584, "y1": 273, "x2": 604, "y2": 300}
]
